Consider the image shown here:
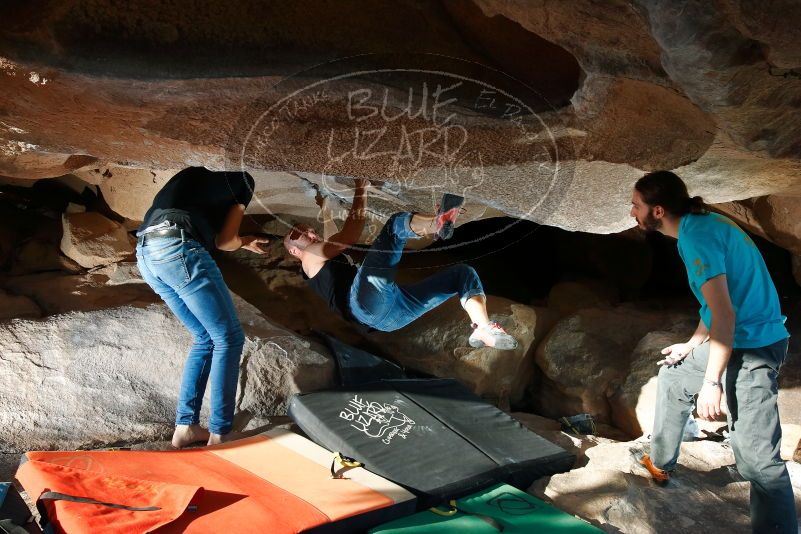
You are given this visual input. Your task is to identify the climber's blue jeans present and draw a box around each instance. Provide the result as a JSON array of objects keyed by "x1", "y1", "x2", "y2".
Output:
[
  {"x1": 136, "y1": 234, "x2": 243, "y2": 435},
  {"x1": 349, "y1": 212, "x2": 485, "y2": 332},
  {"x1": 650, "y1": 338, "x2": 796, "y2": 533}
]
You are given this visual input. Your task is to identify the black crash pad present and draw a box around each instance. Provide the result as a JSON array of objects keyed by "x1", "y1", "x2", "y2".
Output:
[
  {"x1": 319, "y1": 333, "x2": 406, "y2": 387},
  {"x1": 288, "y1": 379, "x2": 575, "y2": 507}
]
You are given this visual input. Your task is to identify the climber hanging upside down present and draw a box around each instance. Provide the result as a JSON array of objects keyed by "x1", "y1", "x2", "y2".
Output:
[{"x1": 283, "y1": 178, "x2": 518, "y2": 349}]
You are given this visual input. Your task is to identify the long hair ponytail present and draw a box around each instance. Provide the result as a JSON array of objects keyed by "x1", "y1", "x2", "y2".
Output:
[{"x1": 635, "y1": 171, "x2": 707, "y2": 216}]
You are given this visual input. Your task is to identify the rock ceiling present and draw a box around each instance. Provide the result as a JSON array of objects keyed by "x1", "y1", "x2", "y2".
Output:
[{"x1": 0, "y1": 0, "x2": 799, "y2": 234}]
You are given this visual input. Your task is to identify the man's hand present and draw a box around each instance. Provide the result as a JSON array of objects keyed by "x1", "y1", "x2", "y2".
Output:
[
  {"x1": 240, "y1": 235, "x2": 269, "y2": 255},
  {"x1": 696, "y1": 382, "x2": 723, "y2": 420},
  {"x1": 657, "y1": 343, "x2": 693, "y2": 366}
]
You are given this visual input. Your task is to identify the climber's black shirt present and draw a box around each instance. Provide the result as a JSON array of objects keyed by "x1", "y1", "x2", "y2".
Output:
[{"x1": 139, "y1": 167, "x2": 255, "y2": 251}]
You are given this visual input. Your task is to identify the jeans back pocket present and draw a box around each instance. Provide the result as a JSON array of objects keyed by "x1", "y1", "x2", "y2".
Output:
[{"x1": 144, "y1": 241, "x2": 191, "y2": 290}]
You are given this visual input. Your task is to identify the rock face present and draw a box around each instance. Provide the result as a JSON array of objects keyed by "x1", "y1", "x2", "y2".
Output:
[
  {"x1": 91, "y1": 261, "x2": 145, "y2": 286},
  {"x1": 533, "y1": 306, "x2": 697, "y2": 425},
  {"x1": 608, "y1": 331, "x2": 677, "y2": 438},
  {"x1": 371, "y1": 298, "x2": 559, "y2": 408},
  {"x1": 60, "y1": 212, "x2": 134, "y2": 269},
  {"x1": 71, "y1": 165, "x2": 180, "y2": 224},
  {"x1": 0, "y1": 289, "x2": 40, "y2": 320},
  {"x1": 546, "y1": 280, "x2": 618, "y2": 317},
  {"x1": 0, "y1": 196, "x2": 83, "y2": 276},
  {"x1": 3, "y1": 272, "x2": 159, "y2": 316},
  {"x1": 638, "y1": 0, "x2": 801, "y2": 159},
  {"x1": 716, "y1": 194, "x2": 801, "y2": 284},
  {"x1": 0, "y1": 1, "x2": 800, "y2": 235},
  {"x1": 512, "y1": 410, "x2": 801, "y2": 533},
  {"x1": 0, "y1": 294, "x2": 334, "y2": 452},
  {"x1": 535, "y1": 439, "x2": 801, "y2": 533}
]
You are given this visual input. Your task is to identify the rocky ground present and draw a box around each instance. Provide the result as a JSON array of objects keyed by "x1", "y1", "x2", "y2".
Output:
[{"x1": 1, "y1": 250, "x2": 799, "y2": 531}]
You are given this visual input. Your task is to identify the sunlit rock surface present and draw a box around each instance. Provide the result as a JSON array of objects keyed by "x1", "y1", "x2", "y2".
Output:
[{"x1": 0, "y1": 1, "x2": 799, "y2": 234}]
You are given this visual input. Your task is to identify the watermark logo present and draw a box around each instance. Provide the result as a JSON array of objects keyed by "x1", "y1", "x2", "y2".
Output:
[
  {"x1": 338, "y1": 394, "x2": 415, "y2": 445},
  {"x1": 226, "y1": 53, "x2": 574, "y2": 253}
]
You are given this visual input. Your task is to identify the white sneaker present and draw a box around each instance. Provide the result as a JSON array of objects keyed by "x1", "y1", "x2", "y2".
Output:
[{"x1": 468, "y1": 322, "x2": 518, "y2": 350}]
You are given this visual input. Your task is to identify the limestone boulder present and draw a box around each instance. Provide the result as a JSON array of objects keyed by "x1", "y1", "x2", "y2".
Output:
[
  {"x1": 608, "y1": 331, "x2": 675, "y2": 438},
  {"x1": 533, "y1": 439, "x2": 801, "y2": 534},
  {"x1": 92, "y1": 262, "x2": 145, "y2": 286},
  {"x1": 0, "y1": 294, "x2": 334, "y2": 452},
  {"x1": 0, "y1": 289, "x2": 40, "y2": 321},
  {"x1": 71, "y1": 165, "x2": 179, "y2": 222},
  {"x1": 0, "y1": 205, "x2": 83, "y2": 276},
  {"x1": 3, "y1": 272, "x2": 159, "y2": 316},
  {"x1": 743, "y1": 195, "x2": 801, "y2": 253},
  {"x1": 777, "y1": 349, "x2": 801, "y2": 430},
  {"x1": 13, "y1": 238, "x2": 81, "y2": 275},
  {"x1": 60, "y1": 212, "x2": 135, "y2": 269},
  {"x1": 371, "y1": 298, "x2": 559, "y2": 408},
  {"x1": 717, "y1": 194, "x2": 801, "y2": 253},
  {"x1": 533, "y1": 306, "x2": 696, "y2": 422},
  {"x1": 547, "y1": 280, "x2": 619, "y2": 317},
  {"x1": 0, "y1": 150, "x2": 97, "y2": 180}
]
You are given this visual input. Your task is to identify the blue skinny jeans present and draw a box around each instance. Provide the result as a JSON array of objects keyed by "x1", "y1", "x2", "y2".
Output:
[
  {"x1": 136, "y1": 235, "x2": 244, "y2": 435},
  {"x1": 349, "y1": 212, "x2": 485, "y2": 332}
]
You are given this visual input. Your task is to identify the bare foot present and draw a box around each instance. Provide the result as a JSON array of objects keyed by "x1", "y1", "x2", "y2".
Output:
[
  {"x1": 172, "y1": 424, "x2": 210, "y2": 449},
  {"x1": 207, "y1": 430, "x2": 247, "y2": 446}
]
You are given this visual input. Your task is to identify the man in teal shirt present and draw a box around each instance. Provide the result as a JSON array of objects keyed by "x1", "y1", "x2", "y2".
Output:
[{"x1": 630, "y1": 171, "x2": 796, "y2": 533}]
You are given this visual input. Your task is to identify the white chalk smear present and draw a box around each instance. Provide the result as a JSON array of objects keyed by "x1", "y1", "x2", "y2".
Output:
[{"x1": 29, "y1": 72, "x2": 48, "y2": 85}]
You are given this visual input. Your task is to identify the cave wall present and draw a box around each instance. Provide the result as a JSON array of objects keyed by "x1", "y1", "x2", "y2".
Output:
[{"x1": 0, "y1": 0, "x2": 799, "y2": 238}]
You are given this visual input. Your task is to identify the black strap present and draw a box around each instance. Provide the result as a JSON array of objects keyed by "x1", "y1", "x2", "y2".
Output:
[
  {"x1": 37, "y1": 490, "x2": 160, "y2": 527},
  {"x1": 0, "y1": 519, "x2": 31, "y2": 534},
  {"x1": 138, "y1": 228, "x2": 189, "y2": 245}
]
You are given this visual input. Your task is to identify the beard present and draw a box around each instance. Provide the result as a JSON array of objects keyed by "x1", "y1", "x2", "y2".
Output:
[{"x1": 637, "y1": 211, "x2": 662, "y2": 232}]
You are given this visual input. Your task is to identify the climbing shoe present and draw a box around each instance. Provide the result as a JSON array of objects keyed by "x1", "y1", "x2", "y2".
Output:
[
  {"x1": 630, "y1": 448, "x2": 670, "y2": 486},
  {"x1": 468, "y1": 321, "x2": 519, "y2": 350},
  {"x1": 434, "y1": 193, "x2": 465, "y2": 240}
]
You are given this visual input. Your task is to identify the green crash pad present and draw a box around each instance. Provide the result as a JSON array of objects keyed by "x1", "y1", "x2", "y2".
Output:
[{"x1": 369, "y1": 483, "x2": 602, "y2": 533}]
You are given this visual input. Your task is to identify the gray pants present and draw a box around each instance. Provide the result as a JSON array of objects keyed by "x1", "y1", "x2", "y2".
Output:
[{"x1": 651, "y1": 338, "x2": 797, "y2": 533}]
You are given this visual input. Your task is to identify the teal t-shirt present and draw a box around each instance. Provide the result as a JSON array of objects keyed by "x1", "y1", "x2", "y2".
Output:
[{"x1": 678, "y1": 213, "x2": 787, "y2": 349}]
